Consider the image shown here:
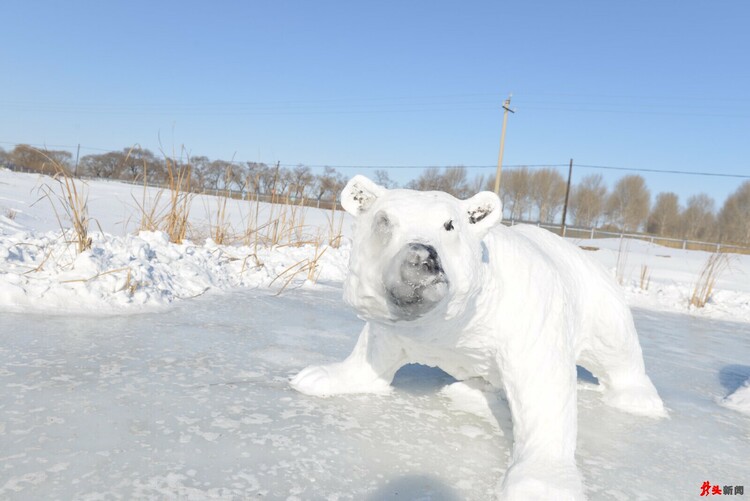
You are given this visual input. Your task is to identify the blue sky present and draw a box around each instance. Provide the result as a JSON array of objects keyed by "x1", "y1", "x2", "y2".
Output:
[{"x1": 1, "y1": 1, "x2": 749, "y2": 206}]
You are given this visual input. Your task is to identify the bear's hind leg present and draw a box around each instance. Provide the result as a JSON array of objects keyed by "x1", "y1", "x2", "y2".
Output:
[{"x1": 580, "y1": 306, "x2": 667, "y2": 418}]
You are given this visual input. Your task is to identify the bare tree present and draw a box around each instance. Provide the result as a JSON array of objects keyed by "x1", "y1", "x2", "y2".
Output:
[
  {"x1": 373, "y1": 169, "x2": 398, "y2": 189},
  {"x1": 497, "y1": 167, "x2": 533, "y2": 221},
  {"x1": 226, "y1": 162, "x2": 248, "y2": 194},
  {"x1": 313, "y1": 166, "x2": 346, "y2": 205},
  {"x1": 606, "y1": 174, "x2": 650, "y2": 232},
  {"x1": 647, "y1": 192, "x2": 680, "y2": 237},
  {"x1": 570, "y1": 173, "x2": 607, "y2": 228},
  {"x1": 262, "y1": 163, "x2": 284, "y2": 195},
  {"x1": 79, "y1": 151, "x2": 127, "y2": 179},
  {"x1": 119, "y1": 147, "x2": 162, "y2": 182},
  {"x1": 468, "y1": 173, "x2": 486, "y2": 196},
  {"x1": 289, "y1": 165, "x2": 313, "y2": 199},
  {"x1": 718, "y1": 180, "x2": 750, "y2": 244},
  {"x1": 190, "y1": 155, "x2": 211, "y2": 189},
  {"x1": 9, "y1": 145, "x2": 73, "y2": 174},
  {"x1": 202, "y1": 160, "x2": 229, "y2": 191},
  {"x1": 529, "y1": 168, "x2": 565, "y2": 223},
  {"x1": 680, "y1": 193, "x2": 716, "y2": 241},
  {"x1": 406, "y1": 166, "x2": 471, "y2": 198},
  {"x1": 439, "y1": 167, "x2": 471, "y2": 198},
  {"x1": 246, "y1": 162, "x2": 274, "y2": 194},
  {"x1": 406, "y1": 167, "x2": 441, "y2": 191},
  {"x1": 275, "y1": 166, "x2": 292, "y2": 196}
]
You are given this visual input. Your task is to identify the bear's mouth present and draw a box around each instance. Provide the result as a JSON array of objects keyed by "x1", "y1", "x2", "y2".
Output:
[
  {"x1": 385, "y1": 274, "x2": 449, "y2": 321},
  {"x1": 388, "y1": 276, "x2": 448, "y2": 305}
]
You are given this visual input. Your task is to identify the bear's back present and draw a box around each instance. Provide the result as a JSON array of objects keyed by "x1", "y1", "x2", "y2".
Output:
[{"x1": 483, "y1": 224, "x2": 626, "y2": 345}]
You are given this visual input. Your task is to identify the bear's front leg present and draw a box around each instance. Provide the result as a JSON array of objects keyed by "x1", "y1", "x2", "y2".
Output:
[
  {"x1": 290, "y1": 323, "x2": 406, "y2": 396},
  {"x1": 496, "y1": 353, "x2": 585, "y2": 501}
]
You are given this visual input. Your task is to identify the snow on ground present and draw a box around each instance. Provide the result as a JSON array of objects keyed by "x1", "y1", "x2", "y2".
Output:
[
  {"x1": 567, "y1": 236, "x2": 750, "y2": 324},
  {"x1": 2, "y1": 168, "x2": 750, "y2": 499}
]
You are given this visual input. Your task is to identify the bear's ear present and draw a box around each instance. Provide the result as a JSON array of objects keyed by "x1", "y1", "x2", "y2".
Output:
[
  {"x1": 462, "y1": 191, "x2": 502, "y2": 234},
  {"x1": 341, "y1": 175, "x2": 385, "y2": 216}
]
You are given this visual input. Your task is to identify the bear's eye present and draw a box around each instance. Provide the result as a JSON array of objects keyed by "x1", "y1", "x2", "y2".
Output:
[
  {"x1": 373, "y1": 211, "x2": 392, "y2": 236},
  {"x1": 444, "y1": 220, "x2": 454, "y2": 231}
]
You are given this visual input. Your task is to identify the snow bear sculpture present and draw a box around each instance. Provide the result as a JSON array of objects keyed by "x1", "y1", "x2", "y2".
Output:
[{"x1": 291, "y1": 175, "x2": 666, "y2": 500}]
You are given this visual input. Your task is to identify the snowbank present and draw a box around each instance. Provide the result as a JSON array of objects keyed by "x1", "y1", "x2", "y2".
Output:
[
  {"x1": 0, "y1": 228, "x2": 348, "y2": 314},
  {"x1": 0, "y1": 167, "x2": 350, "y2": 313},
  {"x1": 722, "y1": 379, "x2": 750, "y2": 416}
]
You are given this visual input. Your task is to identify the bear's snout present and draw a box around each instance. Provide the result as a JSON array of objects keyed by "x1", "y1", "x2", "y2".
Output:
[
  {"x1": 404, "y1": 243, "x2": 442, "y2": 275},
  {"x1": 384, "y1": 242, "x2": 449, "y2": 320}
]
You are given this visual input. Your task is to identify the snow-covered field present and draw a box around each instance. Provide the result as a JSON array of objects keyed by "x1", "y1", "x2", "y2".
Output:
[{"x1": 1, "y1": 168, "x2": 749, "y2": 499}]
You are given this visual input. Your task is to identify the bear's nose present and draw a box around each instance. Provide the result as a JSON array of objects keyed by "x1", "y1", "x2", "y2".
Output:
[{"x1": 405, "y1": 243, "x2": 442, "y2": 275}]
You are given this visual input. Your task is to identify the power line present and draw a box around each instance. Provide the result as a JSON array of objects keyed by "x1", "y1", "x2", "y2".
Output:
[
  {"x1": 2, "y1": 91, "x2": 749, "y2": 118},
  {"x1": 575, "y1": 164, "x2": 750, "y2": 179}
]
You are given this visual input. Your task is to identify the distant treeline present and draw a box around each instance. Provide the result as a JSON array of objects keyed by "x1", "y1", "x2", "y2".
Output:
[
  {"x1": 0, "y1": 144, "x2": 348, "y2": 207},
  {"x1": 1, "y1": 144, "x2": 749, "y2": 245},
  {"x1": 405, "y1": 166, "x2": 750, "y2": 246}
]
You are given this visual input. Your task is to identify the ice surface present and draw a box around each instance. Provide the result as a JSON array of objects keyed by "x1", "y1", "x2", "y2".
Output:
[{"x1": 1, "y1": 288, "x2": 749, "y2": 500}]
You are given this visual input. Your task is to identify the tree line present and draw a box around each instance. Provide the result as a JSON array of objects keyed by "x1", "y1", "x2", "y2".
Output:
[
  {"x1": 0, "y1": 144, "x2": 347, "y2": 207},
  {"x1": 405, "y1": 165, "x2": 750, "y2": 245},
  {"x1": 1, "y1": 144, "x2": 748, "y2": 245}
]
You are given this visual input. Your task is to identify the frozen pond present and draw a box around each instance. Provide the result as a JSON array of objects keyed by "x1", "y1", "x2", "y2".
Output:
[{"x1": 1, "y1": 286, "x2": 749, "y2": 500}]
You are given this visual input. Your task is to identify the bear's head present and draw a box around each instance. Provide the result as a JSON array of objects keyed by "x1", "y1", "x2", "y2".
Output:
[{"x1": 341, "y1": 175, "x2": 501, "y2": 325}]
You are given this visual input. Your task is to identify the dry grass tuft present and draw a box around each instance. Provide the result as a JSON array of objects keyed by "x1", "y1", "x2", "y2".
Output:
[
  {"x1": 270, "y1": 234, "x2": 329, "y2": 295},
  {"x1": 162, "y1": 155, "x2": 193, "y2": 244},
  {"x1": 131, "y1": 148, "x2": 195, "y2": 243},
  {"x1": 207, "y1": 166, "x2": 234, "y2": 245},
  {"x1": 4, "y1": 208, "x2": 18, "y2": 221},
  {"x1": 327, "y1": 203, "x2": 345, "y2": 248},
  {"x1": 689, "y1": 252, "x2": 730, "y2": 308},
  {"x1": 32, "y1": 149, "x2": 94, "y2": 254},
  {"x1": 639, "y1": 264, "x2": 651, "y2": 291},
  {"x1": 615, "y1": 237, "x2": 630, "y2": 285}
]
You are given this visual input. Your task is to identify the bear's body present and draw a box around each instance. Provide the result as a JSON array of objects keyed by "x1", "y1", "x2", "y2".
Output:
[{"x1": 291, "y1": 177, "x2": 666, "y2": 500}]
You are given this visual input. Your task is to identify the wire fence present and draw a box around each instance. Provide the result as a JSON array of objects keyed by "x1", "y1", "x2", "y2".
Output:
[
  {"x1": 504, "y1": 219, "x2": 750, "y2": 255},
  {"x1": 4, "y1": 162, "x2": 750, "y2": 255},
  {"x1": 4, "y1": 163, "x2": 344, "y2": 211}
]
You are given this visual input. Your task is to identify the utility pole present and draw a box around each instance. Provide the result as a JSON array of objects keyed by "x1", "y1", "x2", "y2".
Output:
[
  {"x1": 74, "y1": 143, "x2": 81, "y2": 177},
  {"x1": 560, "y1": 159, "x2": 573, "y2": 237},
  {"x1": 493, "y1": 94, "x2": 515, "y2": 195}
]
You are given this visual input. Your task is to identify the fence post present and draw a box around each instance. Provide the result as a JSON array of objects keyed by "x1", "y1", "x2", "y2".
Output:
[
  {"x1": 682, "y1": 240, "x2": 687, "y2": 250},
  {"x1": 590, "y1": 227, "x2": 595, "y2": 239}
]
